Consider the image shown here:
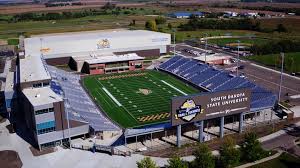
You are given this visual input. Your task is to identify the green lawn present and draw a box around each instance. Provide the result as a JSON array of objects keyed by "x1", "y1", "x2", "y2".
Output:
[
  {"x1": 247, "y1": 52, "x2": 300, "y2": 73},
  {"x1": 250, "y1": 153, "x2": 300, "y2": 168},
  {"x1": 7, "y1": 38, "x2": 19, "y2": 45},
  {"x1": 83, "y1": 70, "x2": 199, "y2": 128},
  {"x1": 163, "y1": 29, "x2": 262, "y2": 43},
  {"x1": 208, "y1": 37, "x2": 270, "y2": 47}
]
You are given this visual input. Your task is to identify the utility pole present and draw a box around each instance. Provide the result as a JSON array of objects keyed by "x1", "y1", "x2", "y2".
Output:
[
  {"x1": 278, "y1": 52, "x2": 284, "y2": 102},
  {"x1": 236, "y1": 40, "x2": 240, "y2": 76}
]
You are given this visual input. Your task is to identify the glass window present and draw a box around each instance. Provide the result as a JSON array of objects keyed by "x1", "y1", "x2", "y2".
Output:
[
  {"x1": 43, "y1": 82, "x2": 50, "y2": 87},
  {"x1": 35, "y1": 107, "x2": 54, "y2": 115},
  {"x1": 37, "y1": 121, "x2": 56, "y2": 135},
  {"x1": 33, "y1": 83, "x2": 42, "y2": 88}
]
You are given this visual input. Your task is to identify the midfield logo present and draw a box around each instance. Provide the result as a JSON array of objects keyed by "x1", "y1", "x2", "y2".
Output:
[
  {"x1": 97, "y1": 39, "x2": 110, "y2": 49},
  {"x1": 175, "y1": 99, "x2": 203, "y2": 122}
]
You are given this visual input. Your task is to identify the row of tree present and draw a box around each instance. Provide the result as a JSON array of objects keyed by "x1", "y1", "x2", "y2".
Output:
[
  {"x1": 240, "y1": 5, "x2": 300, "y2": 16},
  {"x1": 250, "y1": 39, "x2": 300, "y2": 55},
  {"x1": 144, "y1": 16, "x2": 168, "y2": 32},
  {"x1": 45, "y1": 2, "x2": 83, "y2": 7},
  {"x1": 211, "y1": 3, "x2": 300, "y2": 16},
  {"x1": 178, "y1": 17, "x2": 261, "y2": 31},
  {"x1": 6, "y1": 2, "x2": 153, "y2": 22},
  {"x1": 136, "y1": 132, "x2": 269, "y2": 168},
  {"x1": 178, "y1": 17, "x2": 289, "y2": 33},
  {"x1": 11, "y1": 10, "x2": 107, "y2": 22}
]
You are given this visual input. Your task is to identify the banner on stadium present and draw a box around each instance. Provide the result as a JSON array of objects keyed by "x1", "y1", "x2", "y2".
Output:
[{"x1": 171, "y1": 88, "x2": 251, "y2": 126}]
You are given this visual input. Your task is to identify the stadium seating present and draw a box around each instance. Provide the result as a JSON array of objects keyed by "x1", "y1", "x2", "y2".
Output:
[
  {"x1": 202, "y1": 72, "x2": 232, "y2": 90},
  {"x1": 47, "y1": 65, "x2": 120, "y2": 131},
  {"x1": 159, "y1": 56, "x2": 277, "y2": 111},
  {"x1": 50, "y1": 81, "x2": 63, "y2": 95}
]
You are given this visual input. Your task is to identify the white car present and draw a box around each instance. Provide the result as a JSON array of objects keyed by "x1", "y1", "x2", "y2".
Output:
[{"x1": 240, "y1": 74, "x2": 246, "y2": 78}]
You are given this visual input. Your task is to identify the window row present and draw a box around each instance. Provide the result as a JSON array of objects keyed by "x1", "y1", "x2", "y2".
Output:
[
  {"x1": 37, "y1": 127, "x2": 55, "y2": 135},
  {"x1": 36, "y1": 121, "x2": 55, "y2": 130},
  {"x1": 32, "y1": 82, "x2": 50, "y2": 88},
  {"x1": 35, "y1": 107, "x2": 54, "y2": 115}
]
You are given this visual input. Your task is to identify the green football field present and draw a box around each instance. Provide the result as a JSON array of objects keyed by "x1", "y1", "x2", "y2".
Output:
[{"x1": 83, "y1": 70, "x2": 199, "y2": 128}]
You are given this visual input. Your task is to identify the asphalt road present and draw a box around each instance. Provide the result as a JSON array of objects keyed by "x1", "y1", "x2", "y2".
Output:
[
  {"x1": 173, "y1": 44, "x2": 300, "y2": 106},
  {"x1": 261, "y1": 124, "x2": 300, "y2": 157}
]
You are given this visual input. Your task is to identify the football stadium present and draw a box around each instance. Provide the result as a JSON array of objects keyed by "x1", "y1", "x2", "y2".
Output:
[{"x1": 6, "y1": 29, "x2": 281, "y2": 151}]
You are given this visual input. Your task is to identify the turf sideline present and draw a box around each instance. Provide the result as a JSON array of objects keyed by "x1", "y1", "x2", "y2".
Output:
[
  {"x1": 161, "y1": 80, "x2": 187, "y2": 96},
  {"x1": 102, "y1": 87, "x2": 122, "y2": 107}
]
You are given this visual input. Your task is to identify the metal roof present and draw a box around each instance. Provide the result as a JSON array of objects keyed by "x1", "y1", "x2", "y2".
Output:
[
  {"x1": 22, "y1": 87, "x2": 63, "y2": 107},
  {"x1": 24, "y1": 29, "x2": 170, "y2": 58},
  {"x1": 84, "y1": 53, "x2": 144, "y2": 64},
  {"x1": 20, "y1": 55, "x2": 51, "y2": 83}
]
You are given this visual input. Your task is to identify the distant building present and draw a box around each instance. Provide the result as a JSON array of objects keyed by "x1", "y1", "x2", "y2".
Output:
[
  {"x1": 223, "y1": 11, "x2": 238, "y2": 17},
  {"x1": 193, "y1": 53, "x2": 232, "y2": 65},
  {"x1": 241, "y1": 12, "x2": 258, "y2": 18},
  {"x1": 169, "y1": 12, "x2": 204, "y2": 19}
]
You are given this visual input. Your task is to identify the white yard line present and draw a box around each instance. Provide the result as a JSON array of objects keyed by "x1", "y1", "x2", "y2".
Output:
[
  {"x1": 102, "y1": 87, "x2": 122, "y2": 107},
  {"x1": 161, "y1": 80, "x2": 187, "y2": 96}
]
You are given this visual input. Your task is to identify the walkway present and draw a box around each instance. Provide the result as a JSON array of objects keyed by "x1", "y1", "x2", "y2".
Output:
[{"x1": 235, "y1": 150, "x2": 283, "y2": 168}]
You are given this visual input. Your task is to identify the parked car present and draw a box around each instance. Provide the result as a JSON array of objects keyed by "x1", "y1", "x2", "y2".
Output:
[{"x1": 237, "y1": 65, "x2": 245, "y2": 70}]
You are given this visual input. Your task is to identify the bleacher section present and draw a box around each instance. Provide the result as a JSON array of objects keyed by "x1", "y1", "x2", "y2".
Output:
[
  {"x1": 159, "y1": 56, "x2": 277, "y2": 111},
  {"x1": 47, "y1": 65, "x2": 120, "y2": 131}
]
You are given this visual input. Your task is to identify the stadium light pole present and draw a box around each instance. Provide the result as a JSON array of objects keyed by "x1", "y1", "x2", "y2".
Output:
[
  {"x1": 66, "y1": 101, "x2": 72, "y2": 149},
  {"x1": 236, "y1": 40, "x2": 240, "y2": 76},
  {"x1": 173, "y1": 29, "x2": 176, "y2": 57},
  {"x1": 62, "y1": 92, "x2": 72, "y2": 149},
  {"x1": 278, "y1": 52, "x2": 284, "y2": 102},
  {"x1": 205, "y1": 33, "x2": 208, "y2": 64}
]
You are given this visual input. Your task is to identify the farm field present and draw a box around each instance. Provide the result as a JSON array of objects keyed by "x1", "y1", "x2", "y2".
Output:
[
  {"x1": 83, "y1": 70, "x2": 199, "y2": 128},
  {"x1": 247, "y1": 52, "x2": 300, "y2": 73}
]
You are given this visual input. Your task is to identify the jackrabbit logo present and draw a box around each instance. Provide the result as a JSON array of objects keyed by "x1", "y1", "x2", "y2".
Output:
[
  {"x1": 97, "y1": 39, "x2": 110, "y2": 49},
  {"x1": 175, "y1": 99, "x2": 203, "y2": 122}
]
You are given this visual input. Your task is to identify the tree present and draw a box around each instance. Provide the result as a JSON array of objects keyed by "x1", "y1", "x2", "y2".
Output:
[
  {"x1": 145, "y1": 20, "x2": 158, "y2": 31},
  {"x1": 129, "y1": 19, "x2": 136, "y2": 26},
  {"x1": 136, "y1": 157, "x2": 158, "y2": 168},
  {"x1": 219, "y1": 137, "x2": 240, "y2": 168},
  {"x1": 168, "y1": 23, "x2": 173, "y2": 29},
  {"x1": 241, "y1": 132, "x2": 266, "y2": 162},
  {"x1": 276, "y1": 24, "x2": 288, "y2": 33},
  {"x1": 192, "y1": 144, "x2": 215, "y2": 168},
  {"x1": 166, "y1": 156, "x2": 188, "y2": 168},
  {"x1": 102, "y1": 2, "x2": 116, "y2": 10},
  {"x1": 155, "y1": 16, "x2": 167, "y2": 25}
]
